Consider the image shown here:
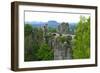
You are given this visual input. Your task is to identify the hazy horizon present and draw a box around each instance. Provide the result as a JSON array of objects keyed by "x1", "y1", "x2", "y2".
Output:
[{"x1": 25, "y1": 11, "x2": 90, "y2": 23}]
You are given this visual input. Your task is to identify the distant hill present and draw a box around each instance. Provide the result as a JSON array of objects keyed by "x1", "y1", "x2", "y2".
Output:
[
  {"x1": 25, "y1": 21, "x2": 77, "y2": 30},
  {"x1": 25, "y1": 21, "x2": 45, "y2": 27},
  {"x1": 25, "y1": 20, "x2": 59, "y2": 28},
  {"x1": 47, "y1": 20, "x2": 59, "y2": 28}
]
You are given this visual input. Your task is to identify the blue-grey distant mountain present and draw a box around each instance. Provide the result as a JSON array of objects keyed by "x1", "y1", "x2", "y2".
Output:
[
  {"x1": 25, "y1": 21, "x2": 45, "y2": 27},
  {"x1": 25, "y1": 20, "x2": 59, "y2": 28},
  {"x1": 25, "y1": 21, "x2": 77, "y2": 29},
  {"x1": 47, "y1": 20, "x2": 59, "y2": 28}
]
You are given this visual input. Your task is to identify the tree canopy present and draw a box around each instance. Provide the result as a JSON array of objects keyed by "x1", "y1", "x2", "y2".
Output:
[{"x1": 72, "y1": 16, "x2": 90, "y2": 59}]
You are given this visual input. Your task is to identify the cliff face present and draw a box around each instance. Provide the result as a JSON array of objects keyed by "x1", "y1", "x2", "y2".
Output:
[
  {"x1": 43, "y1": 22, "x2": 73, "y2": 60},
  {"x1": 52, "y1": 35, "x2": 72, "y2": 60},
  {"x1": 58, "y1": 22, "x2": 69, "y2": 34}
]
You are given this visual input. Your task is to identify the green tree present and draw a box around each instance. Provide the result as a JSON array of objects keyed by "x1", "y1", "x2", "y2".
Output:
[
  {"x1": 24, "y1": 24, "x2": 33, "y2": 36},
  {"x1": 72, "y1": 16, "x2": 90, "y2": 59},
  {"x1": 48, "y1": 27, "x2": 57, "y2": 33},
  {"x1": 36, "y1": 43, "x2": 53, "y2": 60},
  {"x1": 24, "y1": 24, "x2": 35, "y2": 61}
]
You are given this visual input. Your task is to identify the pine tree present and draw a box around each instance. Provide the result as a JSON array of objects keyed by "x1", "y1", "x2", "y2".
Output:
[{"x1": 72, "y1": 16, "x2": 90, "y2": 59}]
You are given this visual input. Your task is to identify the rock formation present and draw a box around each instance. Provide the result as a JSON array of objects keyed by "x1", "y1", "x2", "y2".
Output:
[{"x1": 43, "y1": 22, "x2": 73, "y2": 60}]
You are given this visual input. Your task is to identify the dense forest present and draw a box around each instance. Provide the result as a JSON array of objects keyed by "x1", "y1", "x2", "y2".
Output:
[
  {"x1": 72, "y1": 16, "x2": 90, "y2": 59},
  {"x1": 24, "y1": 16, "x2": 90, "y2": 61}
]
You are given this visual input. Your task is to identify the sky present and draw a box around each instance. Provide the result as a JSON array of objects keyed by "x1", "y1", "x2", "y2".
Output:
[{"x1": 25, "y1": 11, "x2": 90, "y2": 23}]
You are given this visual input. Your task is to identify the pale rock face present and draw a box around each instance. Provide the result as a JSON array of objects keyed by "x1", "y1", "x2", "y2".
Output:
[
  {"x1": 52, "y1": 22, "x2": 72, "y2": 60},
  {"x1": 43, "y1": 22, "x2": 73, "y2": 60},
  {"x1": 52, "y1": 37, "x2": 72, "y2": 60},
  {"x1": 58, "y1": 23, "x2": 69, "y2": 34}
]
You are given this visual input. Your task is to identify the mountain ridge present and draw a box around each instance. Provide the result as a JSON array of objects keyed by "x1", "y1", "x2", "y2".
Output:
[{"x1": 25, "y1": 20, "x2": 77, "y2": 28}]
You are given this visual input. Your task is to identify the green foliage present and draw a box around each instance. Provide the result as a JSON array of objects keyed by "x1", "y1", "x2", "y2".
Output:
[
  {"x1": 24, "y1": 24, "x2": 33, "y2": 36},
  {"x1": 57, "y1": 35, "x2": 72, "y2": 45},
  {"x1": 24, "y1": 34, "x2": 33, "y2": 49},
  {"x1": 57, "y1": 36, "x2": 67, "y2": 43},
  {"x1": 48, "y1": 27, "x2": 57, "y2": 33},
  {"x1": 24, "y1": 24, "x2": 53, "y2": 61},
  {"x1": 36, "y1": 43, "x2": 53, "y2": 60},
  {"x1": 72, "y1": 16, "x2": 90, "y2": 59},
  {"x1": 32, "y1": 28, "x2": 44, "y2": 45},
  {"x1": 24, "y1": 24, "x2": 36, "y2": 61},
  {"x1": 24, "y1": 17, "x2": 90, "y2": 61}
]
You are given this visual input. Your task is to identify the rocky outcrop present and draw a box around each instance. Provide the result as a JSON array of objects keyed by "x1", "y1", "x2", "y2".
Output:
[
  {"x1": 43, "y1": 22, "x2": 73, "y2": 60},
  {"x1": 52, "y1": 35, "x2": 72, "y2": 60},
  {"x1": 58, "y1": 22, "x2": 69, "y2": 34}
]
